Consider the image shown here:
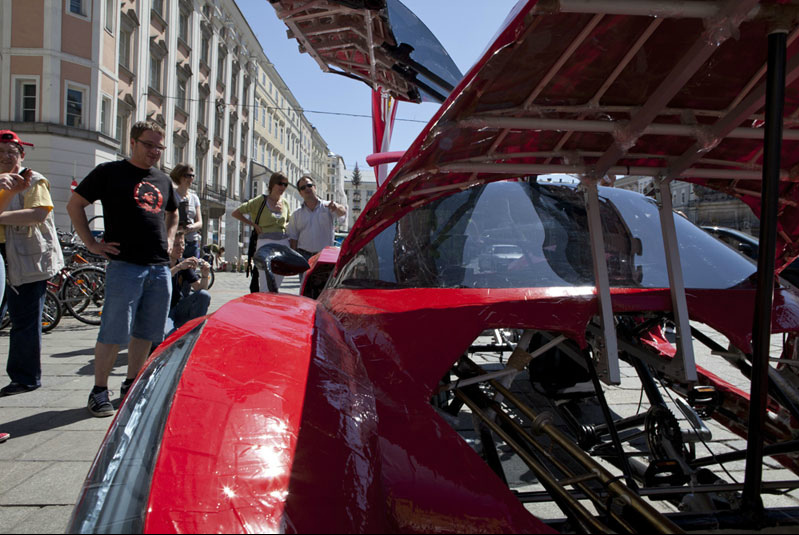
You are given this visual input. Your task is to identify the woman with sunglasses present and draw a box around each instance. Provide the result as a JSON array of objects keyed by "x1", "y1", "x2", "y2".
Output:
[
  {"x1": 232, "y1": 172, "x2": 292, "y2": 291},
  {"x1": 169, "y1": 164, "x2": 203, "y2": 259}
]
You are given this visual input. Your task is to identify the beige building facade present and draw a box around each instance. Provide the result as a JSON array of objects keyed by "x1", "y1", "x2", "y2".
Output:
[{"x1": 0, "y1": 0, "x2": 332, "y2": 259}]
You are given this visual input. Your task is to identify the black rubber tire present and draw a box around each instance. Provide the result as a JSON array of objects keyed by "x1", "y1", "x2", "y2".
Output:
[
  {"x1": 63, "y1": 265, "x2": 105, "y2": 325},
  {"x1": 42, "y1": 290, "x2": 62, "y2": 332}
]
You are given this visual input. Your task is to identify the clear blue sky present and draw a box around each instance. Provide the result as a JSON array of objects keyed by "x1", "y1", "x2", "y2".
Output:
[{"x1": 235, "y1": 0, "x2": 518, "y2": 173}]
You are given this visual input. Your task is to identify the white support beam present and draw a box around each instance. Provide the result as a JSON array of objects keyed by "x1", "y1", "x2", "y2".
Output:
[
  {"x1": 536, "y1": 0, "x2": 762, "y2": 20},
  {"x1": 656, "y1": 179, "x2": 698, "y2": 383},
  {"x1": 583, "y1": 182, "x2": 620, "y2": 385},
  {"x1": 436, "y1": 162, "x2": 787, "y2": 181},
  {"x1": 458, "y1": 116, "x2": 799, "y2": 141}
]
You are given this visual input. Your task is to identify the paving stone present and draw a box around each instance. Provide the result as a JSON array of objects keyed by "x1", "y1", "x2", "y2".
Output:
[
  {"x1": 0, "y1": 462, "x2": 51, "y2": 496},
  {"x1": 6, "y1": 505, "x2": 74, "y2": 534},
  {"x1": 0, "y1": 460, "x2": 95, "y2": 506},
  {"x1": 0, "y1": 506, "x2": 40, "y2": 533}
]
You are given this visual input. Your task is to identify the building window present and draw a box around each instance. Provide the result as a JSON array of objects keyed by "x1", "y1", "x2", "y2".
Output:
[
  {"x1": 176, "y1": 75, "x2": 188, "y2": 110},
  {"x1": 152, "y1": 0, "x2": 164, "y2": 18},
  {"x1": 217, "y1": 49, "x2": 226, "y2": 81},
  {"x1": 198, "y1": 95, "x2": 208, "y2": 124},
  {"x1": 229, "y1": 121, "x2": 235, "y2": 145},
  {"x1": 100, "y1": 96, "x2": 112, "y2": 135},
  {"x1": 104, "y1": 0, "x2": 115, "y2": 32},
  {"x1": 201, "y1": 35, "x2": 210, "y2": 64},
  {"x1": 116, "y1": 107, "x2": 130, "y2": 149},
  {"x1": 215, "y1": 113, "x2": 223, "y2": 139},
  {"x1": 178, "y1": 9, "x2": 190, "y2": 43},
  {"x1": 119, "y1": 26, "x2": 132, "y2": 69},
  {"x1": 150, "y1": 54, "x2": 162, "y2": 92},
  {"x1": 174, "y1": 142, "x2": 185, "y2": 164},
  {"x1": 66, "y1": 86, "x2": 84, "y2": 128},
  {"x1": 69, "y1": 0, "x2": 86, "y2": 16},
  {"x1": 15, "y1": 79, "x2": 37, "y2": 122}
]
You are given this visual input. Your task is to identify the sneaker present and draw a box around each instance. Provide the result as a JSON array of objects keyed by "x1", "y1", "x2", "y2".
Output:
[
  {"x1": 0, "y1": 382, "x2": 39, "y2": 397},
  {"x1": 0, "y1": 432, "x2": 9, "y2": 443},
  {"x1": 120, "y1": 380, "x2": 134, "y2": 399},
  {"x1": 87, "y1": 389, "x2": 115, "y2": 418}
]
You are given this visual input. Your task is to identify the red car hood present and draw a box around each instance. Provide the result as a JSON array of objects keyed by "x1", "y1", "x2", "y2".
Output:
[{"x1": 338, "y1": 0, "x2": 799, "y2": 274}]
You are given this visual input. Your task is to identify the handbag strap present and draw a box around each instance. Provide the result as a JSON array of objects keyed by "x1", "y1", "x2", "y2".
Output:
[{"x1": 254, "y1": 194, "x2": 268, "y2": 228}]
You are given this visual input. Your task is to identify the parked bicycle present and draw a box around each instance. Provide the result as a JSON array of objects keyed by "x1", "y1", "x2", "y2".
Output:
[{"x1": 49, "y1": 263, "x2": 105, "y2": 325}]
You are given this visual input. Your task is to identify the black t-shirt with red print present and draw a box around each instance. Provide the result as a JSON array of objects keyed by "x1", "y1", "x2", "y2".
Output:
[{"x1": 76, "y1": 159, "x2": 177, "y2": 266}]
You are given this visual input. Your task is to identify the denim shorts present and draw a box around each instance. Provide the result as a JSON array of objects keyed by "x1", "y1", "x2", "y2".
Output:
[{"x1": 98, "y1": 260, "x2": 172, "y2": 345}]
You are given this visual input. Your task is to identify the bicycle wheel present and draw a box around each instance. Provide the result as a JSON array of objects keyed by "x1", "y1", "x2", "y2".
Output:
[
  {"x1": 63, "y1": 266, "x2": 105, "y2": 325},
  {"x1": 42, "y1": 290, "x2": 62, "y2": 332},
  {"x1": 194, "y1": 266, "x2": 215, "y2": 289}
]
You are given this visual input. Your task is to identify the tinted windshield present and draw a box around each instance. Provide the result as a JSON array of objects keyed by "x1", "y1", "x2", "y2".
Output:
[
  {"x1": 334, "y1": 182, "x2": 757, "y2": 289},
  {"x1": 385, "y1": 0, "x2": 463, "y2": 102}
]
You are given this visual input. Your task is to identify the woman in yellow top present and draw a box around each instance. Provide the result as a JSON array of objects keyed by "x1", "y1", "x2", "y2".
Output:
[{"x1": 232, "y1": 172, "x2": 291, "y2": 292}]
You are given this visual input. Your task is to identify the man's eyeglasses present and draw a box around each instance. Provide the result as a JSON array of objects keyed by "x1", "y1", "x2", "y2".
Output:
[
  {"x1": 136, "y1": 139, "x2": 166, "y2": 152},
  {"x1": 0, "y1": 149, "x2": 20, "y2": 158},
  {"x1": 184, "y1": 173, "x2": 195, "y2": 178},
  {"x1": 299, "y1": 183, "x2": 315, "y2": 191},
  {"x1": 277, "y1": 182, "x2": 289, "y2": 187}
]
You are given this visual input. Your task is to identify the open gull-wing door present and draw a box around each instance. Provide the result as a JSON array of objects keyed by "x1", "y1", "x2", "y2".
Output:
[{"x1": 268, "y1": 0, "x2": 463, "y2": 103}]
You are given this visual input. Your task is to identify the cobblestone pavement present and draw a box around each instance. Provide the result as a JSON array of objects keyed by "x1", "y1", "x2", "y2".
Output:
[
  {"x1": 1, "y1": 271, "x2": 797, "y2": 531},
  {"x1": 0, "y1": 271, "x2": 297, "y2": 533}
]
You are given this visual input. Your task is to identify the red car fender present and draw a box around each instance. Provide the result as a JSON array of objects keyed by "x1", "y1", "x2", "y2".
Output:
[{"x1": 144, "y1": 293, "x2": 321, "y2": 533}]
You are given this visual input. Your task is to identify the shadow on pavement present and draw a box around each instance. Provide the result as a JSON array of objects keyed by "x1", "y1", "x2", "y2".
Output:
[
  {"x1": 1, "y1": 408, "x2": 94, "y2": 439},
  {"x1": 51, "y1": 348, "x2": 96, "y2": 359},
  {"x1": 76, "y1": 352, "x2": 128, "y2": 376}
]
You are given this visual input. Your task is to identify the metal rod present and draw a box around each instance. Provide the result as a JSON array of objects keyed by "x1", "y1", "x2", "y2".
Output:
[
  {"x1": 693, "y1": 439, "x2": 799, "y2": 468},
  {"x1": 489, "y1": 379, "x2": 684, "y2": 533},
  {"x1": 454, "y1": 390, "x2": 610, "y2": 534},
  {"x1": 742, "y1": 29, "x2": 787, "y2": 519}
]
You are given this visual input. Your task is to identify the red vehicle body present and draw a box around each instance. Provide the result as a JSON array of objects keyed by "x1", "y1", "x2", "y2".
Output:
[{"x1": 71, "y1": 1, "x2": 799, "y2": 533}]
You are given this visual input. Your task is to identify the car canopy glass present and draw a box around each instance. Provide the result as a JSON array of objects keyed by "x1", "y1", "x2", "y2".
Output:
[{"x1": 334, "y1": 181, "x2": 757, "y2": 290}]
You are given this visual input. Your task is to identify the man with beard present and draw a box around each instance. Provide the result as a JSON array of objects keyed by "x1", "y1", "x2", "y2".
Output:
[{"x1": 67, "y1": 121, "x2": 178, "y2": 417}]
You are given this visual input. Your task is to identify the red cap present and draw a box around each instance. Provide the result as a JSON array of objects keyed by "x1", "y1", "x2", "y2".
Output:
[{"x1": 0, "y1": 130, "x2": 33, "y2": 149}]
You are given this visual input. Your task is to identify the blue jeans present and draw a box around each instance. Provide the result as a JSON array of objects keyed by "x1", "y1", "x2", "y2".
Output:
[
  {"x1": 6, "y1": 279, "x2": 46, "y2": 387},
  {"x1": 183, "y1": 239, "x2": 201, "y2": 259},
  {"x1": 98, "y1": 261, "x2": 171, "y2": 345},
  {"x1": 166, "y1": 289, "x2": 211, "y2": 336}
]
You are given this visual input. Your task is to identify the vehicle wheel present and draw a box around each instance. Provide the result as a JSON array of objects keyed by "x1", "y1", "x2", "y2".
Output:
[
  {"x1": 42, "y1": 290, "x2": 62, "y2": 332},
  {"x1": 63, "y1": 266, "x2": 105, "y2": 325}
]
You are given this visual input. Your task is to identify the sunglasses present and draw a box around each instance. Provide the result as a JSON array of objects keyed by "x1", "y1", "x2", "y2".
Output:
[
  {"x1": 185, "y1": 173, "x2": 195, "y2": 178},
  {"x1": 277, "y1": 182, "x2": 289, "y2": 187},
  {"x1": 136, "y1": 139, "x2": 166, "y2": 151},
  {"x1": 299, "y1": 183, "x2": 315, "y2": 191}
]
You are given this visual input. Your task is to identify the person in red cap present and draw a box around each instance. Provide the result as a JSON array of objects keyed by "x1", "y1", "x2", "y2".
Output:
[
  {"x1": 0, "y1": 131, "x2": 37, "y2": 445},
  {"x1": 0, "y1": 130, "x2": 64, "y2": 399}
]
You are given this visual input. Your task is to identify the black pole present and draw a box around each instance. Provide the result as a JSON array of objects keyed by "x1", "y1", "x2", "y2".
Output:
[{"x1": 741, "y1": 29, "x2": 787, "y2": 520}]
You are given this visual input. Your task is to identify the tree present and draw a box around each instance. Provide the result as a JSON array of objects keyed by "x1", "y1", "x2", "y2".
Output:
[{"x1": 352, "y1": 162, "x2": 362, "y2": 187}]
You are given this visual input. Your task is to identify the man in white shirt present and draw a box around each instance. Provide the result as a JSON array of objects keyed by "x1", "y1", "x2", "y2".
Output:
[{"x1": 287, "y1": 175, "x2": 347, "y2": 261}]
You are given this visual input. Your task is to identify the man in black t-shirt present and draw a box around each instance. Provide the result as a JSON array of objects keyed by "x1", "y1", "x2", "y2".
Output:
[{"x1": 67, "y1": 121, "x2": 178, "y2": 418}]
